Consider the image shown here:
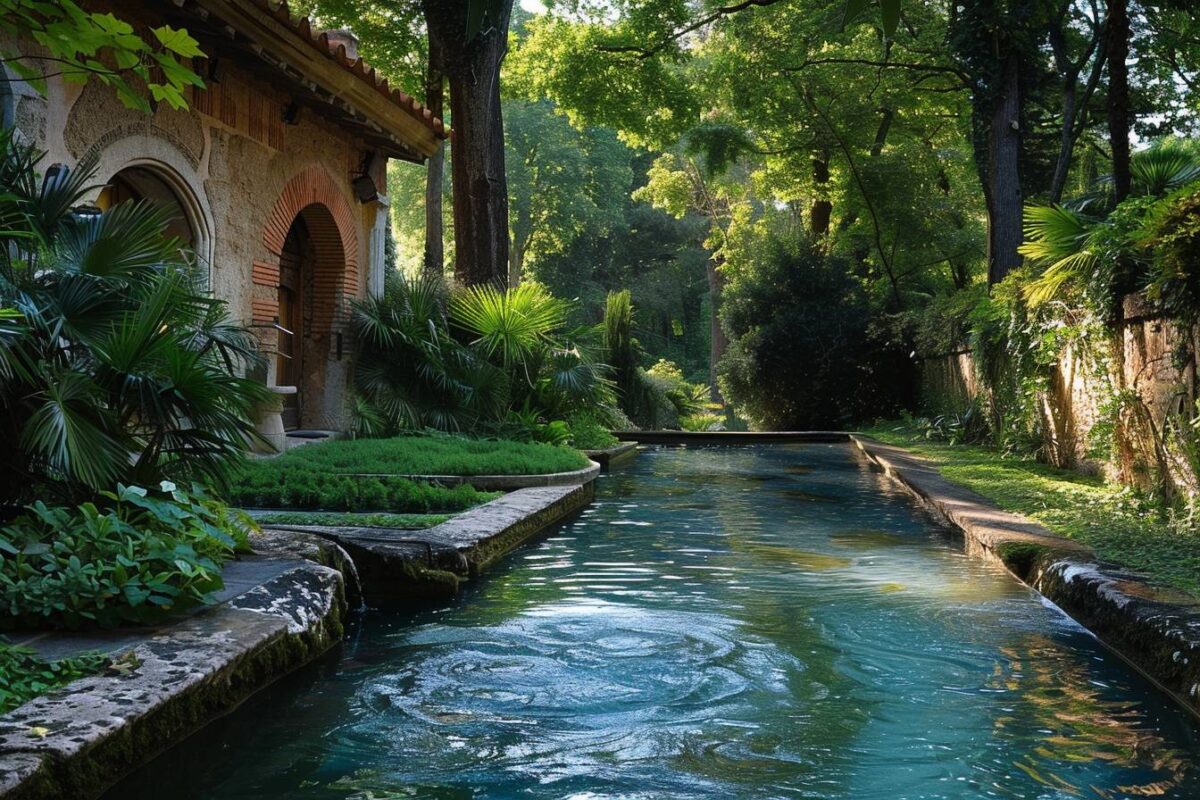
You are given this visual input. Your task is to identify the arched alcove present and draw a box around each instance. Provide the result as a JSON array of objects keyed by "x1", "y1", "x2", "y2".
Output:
[{"x1": 86, "y1": 136, "x2": 215, "y2": 289}]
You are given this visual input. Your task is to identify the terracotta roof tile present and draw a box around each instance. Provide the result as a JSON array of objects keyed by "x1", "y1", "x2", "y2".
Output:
[{"x1": 253, "y1": 0, "x2": 447, "y2": 138}]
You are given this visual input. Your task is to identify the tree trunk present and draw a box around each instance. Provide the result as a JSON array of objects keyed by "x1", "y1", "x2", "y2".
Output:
[
  {"x1": 986, "y1": 54, "x2": 1024, "y2": 285},
  {"x1": 508, "y1": 228, "x2": 528, "y2": 287},
  {"x1": 707, "y1": 258, "x2": 727, "y2": 402},
  {"x1": 422, "y1": 0, "x2": 514, "y2": 287},
  {"x1": 810, "y1": 150, "x2": 832, "y2": 236},
  {"x1": 1106, "y1": 0, "x2": 1132, "y2": 202},
  {"x1": 423, "y1": 35, "x2": 446, "y2": 278}
]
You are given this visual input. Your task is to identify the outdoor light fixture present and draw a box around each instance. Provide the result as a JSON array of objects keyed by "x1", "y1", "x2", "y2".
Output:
[
  {"x1": 352, "y1": 151, "x2": 380, "y2": 202},
  {"x1": 282, "y1": 100, "x2": 301, "y2": 125},
  {"x1": 71, "y1": 203, "x2": 102, "y2": 221}
]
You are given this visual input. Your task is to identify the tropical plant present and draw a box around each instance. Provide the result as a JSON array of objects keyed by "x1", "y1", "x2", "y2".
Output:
[
  {"x1": 353, "y1": 274, "x2": 502, "y2": 432},
  {"x1": 353, "y1": 276, "x2": 616, "y2": 437},
  {"x1": 601, "y1": 290, "x2": 681, "y2": 429},
  {"x1": 0, "y1": 132, "x2": 266, "y2": 509},
  {"x1": 1020, "y1": 140, "x2": 1200, "y2": 309},
  {"x1": 1142, "y1": 183, "x2": 1200, "y2": 323},
  {"x1": 0, "y1": 483, "x2": 252, "y2": 629}
]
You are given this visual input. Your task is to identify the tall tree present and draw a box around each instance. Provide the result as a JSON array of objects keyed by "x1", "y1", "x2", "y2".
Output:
[
  {"x1": 1105, "y1": 0, "x2": 1132, "y2": 201},
  {"x1": 423, "y1": 0, "x2": 516, "y2": 286},
  {"x1": 424, "y1": 36, "x2": 447, "y2": 277}
]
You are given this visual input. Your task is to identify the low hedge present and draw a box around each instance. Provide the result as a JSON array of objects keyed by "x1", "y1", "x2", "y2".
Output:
[
  {"x1": 229, "y1": 470, "x2": 496, "y2": 512},
  {"x1": 250, "y1": 511, "x2": 451, "y2": 529},
  {"x1": 244, "y1": 434, "x2": 589, "y2": 479}
]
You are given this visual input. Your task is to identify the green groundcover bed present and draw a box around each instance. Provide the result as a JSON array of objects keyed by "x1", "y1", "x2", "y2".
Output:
[
  {"x1": 228, "y1": 435, "x2": 583, "y2": 512},
  {"x1": 263, "y1": 435, "x2": 589, "y2": 476},
  {"x1": 249, "y1": 511, "x2": 451, "y2": 529},
  {"x1": 865, "y1": 421, "x2": 1200, "y2": 598},
  {"x1": 0, "y1": 644, "x2": 106, "y2": 713}
]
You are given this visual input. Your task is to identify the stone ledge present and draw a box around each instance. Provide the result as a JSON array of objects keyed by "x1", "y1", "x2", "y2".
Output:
[
  {"x1": 265, "y1": 483, "x2": 595, "y2": 606},
  {"x1": 614, "y1": 431, "x2": 851, "y2": 444},
  {"x1": 0, "y1": 562, "x2": 346, "y2": 800},
  {"x1": 583, "y1": 442, "x2": 638, "y2": 469},
  {"x1": 338, "y1": 459, "x2": 601, "y2": 491},
  {"x1": 852, "y1": 434, "x2": 1200, "y2": 717}
]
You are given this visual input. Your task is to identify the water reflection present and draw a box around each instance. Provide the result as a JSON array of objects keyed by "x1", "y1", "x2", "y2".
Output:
[{"x1": 106, "y1": 444, "x2": 1200, "y2": 800}]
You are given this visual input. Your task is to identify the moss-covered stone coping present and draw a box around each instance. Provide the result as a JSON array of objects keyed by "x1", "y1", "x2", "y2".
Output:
[
  {"x1": 264, "y1": 483, "x2": 595, "y2": 607},
  {"x1": 613, "y1": 431, "x2": 850, "y2": 444},
  {"x1": 0, "y1": 559, "x2": 346, "y2": 800},
  {"x1": 582, "y1": 442, "x2": 638, "y2": 469},
  {"x1": 340, "y1": 459, "x2": 601, "y2": 491},
  {"x1": 852, "y1": 434, "x2": 1200, "y2": 718}
]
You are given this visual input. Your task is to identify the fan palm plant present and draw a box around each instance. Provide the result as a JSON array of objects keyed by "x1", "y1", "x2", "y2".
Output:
[
  {"x1": 1020, "y1": 140, "x2": 1200, "y2": 308},
  {"x1": 352, "y1": 274, "x2": 506, "y2": 433},
  {"x1": 353, "y1": 277, "x2": 615, "y2": 439},
  {"x1": 0, "y1": 131, "x2": 266, "y2": 508}
]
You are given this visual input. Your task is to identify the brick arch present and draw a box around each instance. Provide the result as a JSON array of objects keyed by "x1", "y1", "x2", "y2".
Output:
[{"x1": 254, "y1": 164, "x2": 360, "y2": 334}]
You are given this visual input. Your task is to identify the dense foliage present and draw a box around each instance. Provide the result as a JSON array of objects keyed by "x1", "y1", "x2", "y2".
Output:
[
  {"x1": 249, "y1": 511, "x2": 451, "y2": 530},
  {"x1": 0, "y1": 484, "x2": 250, "y2": 629},
  {"x1": 0, "y1": 643, "x2": 106, "y2": 713},
  {"x1": 719, "y1": 236, "x2": 911, "y2": 430},
  {"x1": 354, "y1": 274, "x2": 632, "y2": 440},
  {"x1": 0, "y1": 135, "x2": 266, "y2": 510}
]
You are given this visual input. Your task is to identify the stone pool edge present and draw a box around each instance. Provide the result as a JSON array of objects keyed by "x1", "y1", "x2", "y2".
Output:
[
  {"x1": 264, "y1": 483, "x2": 596, "y2": 606},
  {"x1": 0, "y1": 484, "x2": 597, "y2": 800},
  {"x1": 852, "y1": 434, "x2": 1200, "y2": 718},
  {"x1": 0, "y1": 561, "x2": 347, "y2": 800}
]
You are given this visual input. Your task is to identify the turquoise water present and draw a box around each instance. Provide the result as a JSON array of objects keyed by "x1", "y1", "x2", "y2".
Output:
[{"x1": 109, "y1": 444, "x2": 1200, "y2": 799}]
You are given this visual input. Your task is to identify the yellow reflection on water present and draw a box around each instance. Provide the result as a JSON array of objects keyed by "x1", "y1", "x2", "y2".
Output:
[{"x1": 990, "y1": 635, "x2": 1188, "y2": 798}]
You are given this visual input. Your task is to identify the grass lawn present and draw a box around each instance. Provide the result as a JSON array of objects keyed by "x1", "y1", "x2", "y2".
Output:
[
  {"x1": 249, "y1": 511, "x2": 452, "y2": 529},
  {"x1": 864, "y1": 420, "x2": 1200, "y2": 597},
  {"x1": 258, "y1": 435, "x2": 589, "y2": 476}
]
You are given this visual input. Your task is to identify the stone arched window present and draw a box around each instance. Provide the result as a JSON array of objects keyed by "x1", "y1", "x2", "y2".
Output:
[{"x1": 86, "y1": 135, "x2": 215, "y2": 289}]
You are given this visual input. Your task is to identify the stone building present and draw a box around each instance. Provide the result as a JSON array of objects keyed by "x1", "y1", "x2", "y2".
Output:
[{"x1": 5, "y1": 0, "x2": 445, "y2": 433}]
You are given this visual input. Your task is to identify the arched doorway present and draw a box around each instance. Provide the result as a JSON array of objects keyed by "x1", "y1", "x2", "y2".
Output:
[
  {"x1": 273, "y1": 203, "x2": 349, "y2": 431},
  {"x1": 260, "y1": 165, "x2": 360, "y2": 432}
]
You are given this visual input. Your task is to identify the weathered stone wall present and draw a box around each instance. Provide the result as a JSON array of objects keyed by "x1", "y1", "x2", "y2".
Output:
[
  {"x1": 7, "y1": 25, "x2": 403, "y2": 431},
  {"x1": 919, "y1": 296, "x2": 1200, "y2": 497}
]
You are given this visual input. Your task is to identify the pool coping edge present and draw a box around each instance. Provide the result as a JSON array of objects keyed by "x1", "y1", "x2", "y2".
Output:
[{"x1": 851, "y1": 434, "x2": 1200, "y2": 719}]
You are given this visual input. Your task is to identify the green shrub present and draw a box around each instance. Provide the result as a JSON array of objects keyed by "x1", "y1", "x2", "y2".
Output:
[
  {"x1": 0, "y1": 643, "x2": 107, "y2": 712},
  {"x1": 353, "y1": 276, "x2": 616, "y2": 436},
  {"x1": 567, "y1": 412, "x2": 619, "y2": 449},
  {"x1": 681, "y1": 412, "x2": 724, "y2": 432},
  {"x1": 718, "y1": 235, "x2": 911, "y2": 429},
  {"x1": 1144, "y1": 183, "x2": 1200, "y2": 324},
  {"x1": 0, "y1": 133, "x2": 266, "y2": 509},
  {"x1": 0, "y1": 484, "x2": 251, "y2": 629}
]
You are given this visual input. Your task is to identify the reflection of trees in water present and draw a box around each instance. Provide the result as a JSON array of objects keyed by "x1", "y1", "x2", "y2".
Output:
[
  {"x1": 989, "y1": 635, "x2": 1188, "y2": 798},
  {"x1": 659, "y1": 464, "x2": 874, "y2": 794}
]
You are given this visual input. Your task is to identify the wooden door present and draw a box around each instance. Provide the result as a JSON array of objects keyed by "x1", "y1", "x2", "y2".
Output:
[{"x1": 277, "y1": 227, "x2": 304, "y2": 430}]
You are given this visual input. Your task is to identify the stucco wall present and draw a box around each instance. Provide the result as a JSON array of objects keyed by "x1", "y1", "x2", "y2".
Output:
[{"x1": 12, "y1": 49, "x2": 396, "y2": 431}]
